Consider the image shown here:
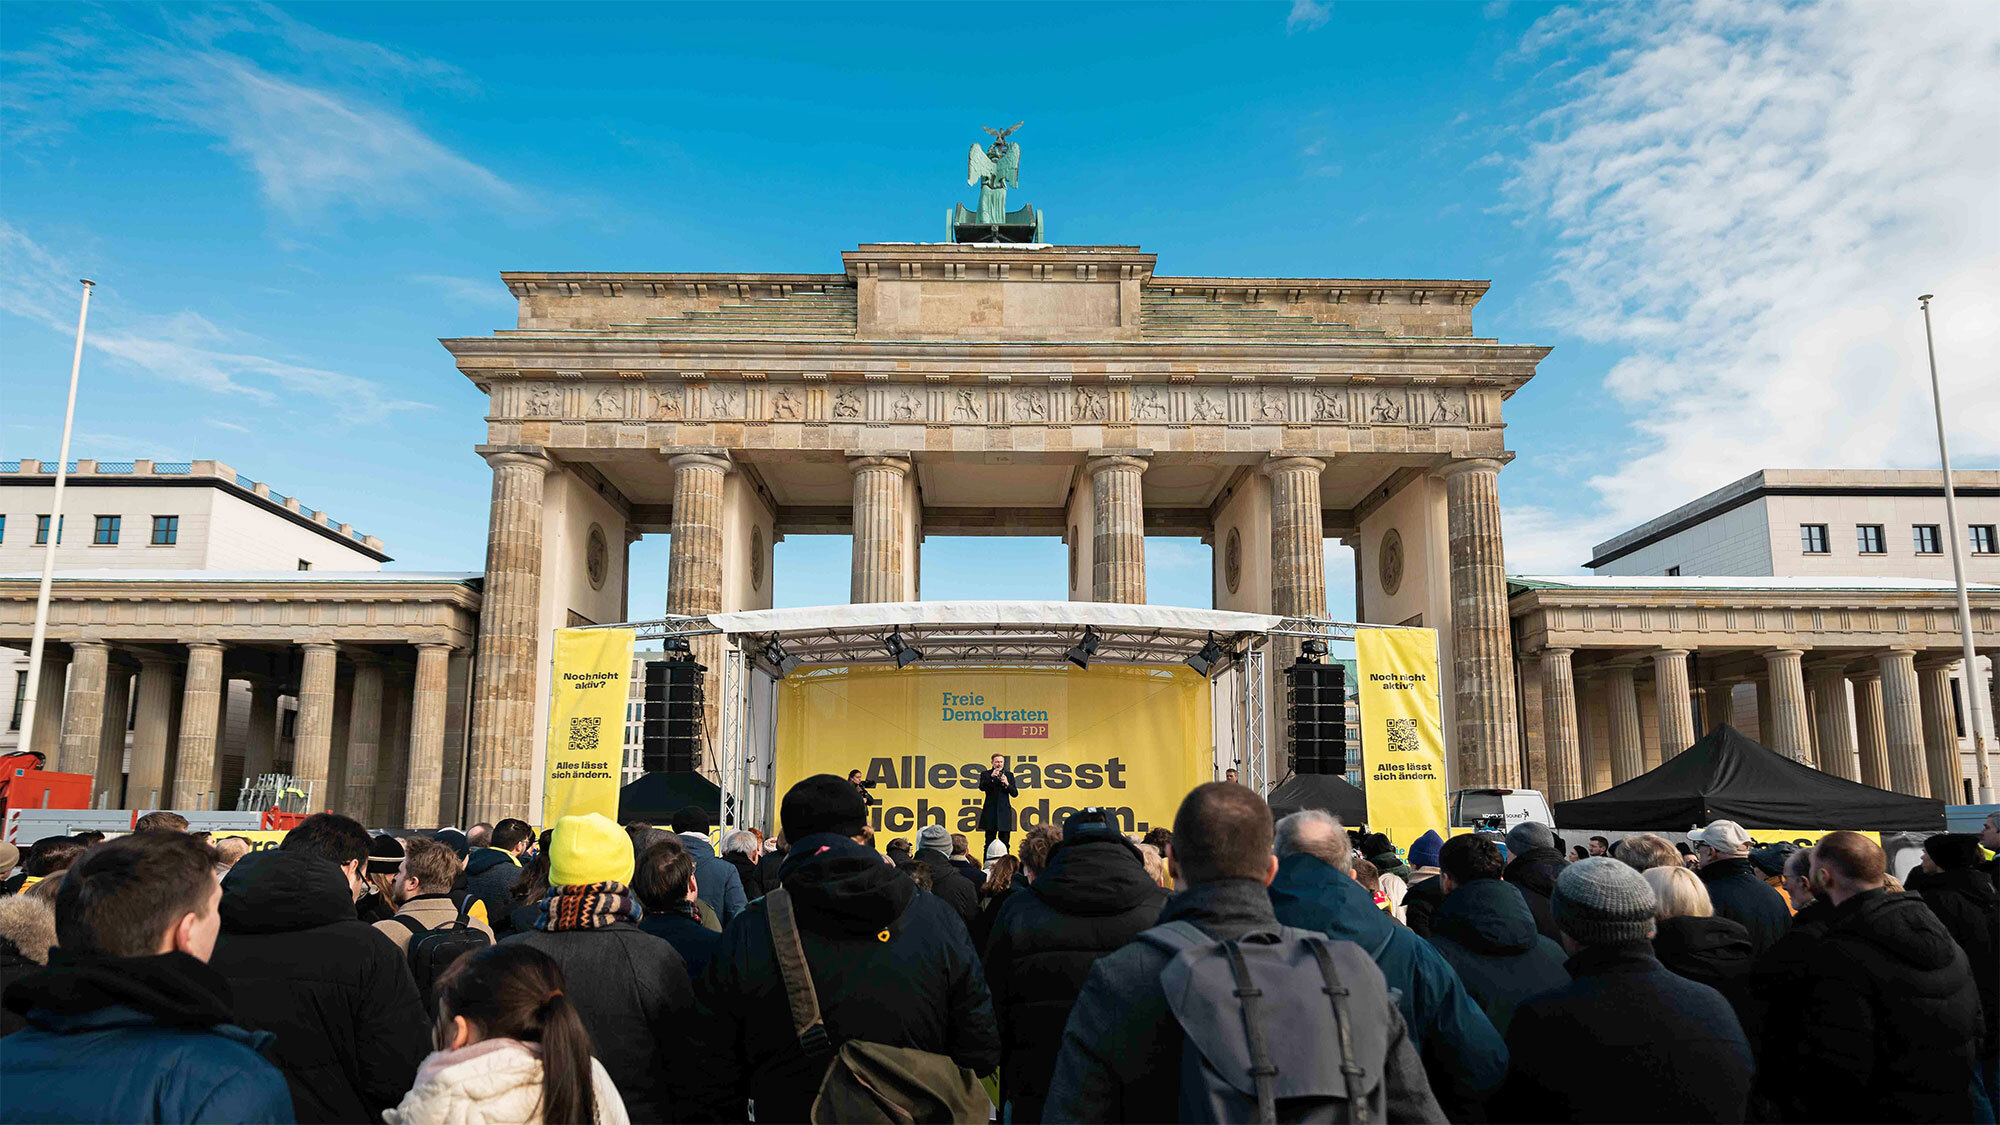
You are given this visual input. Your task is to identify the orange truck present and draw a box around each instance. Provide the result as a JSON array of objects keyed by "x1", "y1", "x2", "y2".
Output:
[{"x1": 0, "y1": 752, "x2": 92, "y2": 817}]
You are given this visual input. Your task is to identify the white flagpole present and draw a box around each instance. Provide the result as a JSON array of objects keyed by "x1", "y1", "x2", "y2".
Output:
[{"x1": 17, "y1": 279, "x2": 94, "y2": 760}]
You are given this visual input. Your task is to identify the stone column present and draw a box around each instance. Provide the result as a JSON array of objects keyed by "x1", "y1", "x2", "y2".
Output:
[
  {"x1": 439, "y1": 650, "x2": 472, "y2": 826},
  {"x1": 1917, "y1": 659, "x2": 1965, "y2": 805},
  {"x1": 1087, "y1": 455, "x2": 1148, "y2": 603},
  {"x1": 342, "y1": 658, "x2": 385, "y2": 820},
  {"x1": 243, "y1": 680, "x2": 281, "y2": 781},
  {"x1": 94, "y1": 663, "x2": 132, "y2": 807},
  {"x1": 467, "y1": 447, "x2": 553, "y2": 822},
  {"x1": 128, "y1": 656, "x2": 177, "y2": 808},
  {"x1": 27, "y1": 653, "x2": 68, "y2": 759},
  {"x1": 293, "y1": 642, "x2": 339, "y2": 809},
  {"x1": 1879, "y1": 648, "x2": 1928, "y2": 796},
  {"x1": 1540, "y1": 648, "x2": 1584, "y2": 803},
  {"x1": 1518, "y1": 655, "x2": 1547, "y2": 792},
  {"x1": 1808, "y1": 661, "x2": 1860, "y2": 781},
  {"x1": 1754, "y1": 678, "x2": 1773, "y2": 745},
  {"x1": 1266, "y1": 456, "x2": 1328, "y2": 619},
  {"x1": 1702, "y1": 680, "x2": 1735, "y2": 733},
  {"x1": 57, "y1": 641, "x2": 110, "y2": 778},
  {"x1": 172, "y1": 642, "x2": 227, "y2": 809},
  {"x1": 1762, "y1": 649, "x2": 1812, "y2": 763},
  {"x1": 848, "y1": 454, "x2": 912, "y2": 603},
  {"x1": 1440, "y1": 459, "x2": 1521, "y2": 787},
  {"x1": 1652, "y1": 649, "x2": 1696, "y2": 758},
  {"x1": 405, "y1": 644, "x2": 453, "y2": 828},
  {"x1": 1605, "y1": 660, "x2": 1645, "y2": 784},
  {"x1": 1852, "y1": 672, "x2": 1889, "y2": 790},
  {"x1": 666, "y1": 451, "x2": 732, "y2": 770}
]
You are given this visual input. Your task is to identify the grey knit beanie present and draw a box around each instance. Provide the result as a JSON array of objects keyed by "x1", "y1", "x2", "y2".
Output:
[
  {"x1": 1551, "y1": 856, "x2": 1657, "y2": 945},
  {"x1": 1506, "y1": 820, "x2": 1556, "y2": 855},
  {"x1": 917, "y1": 824, "x2": 953, "y2": 850}
]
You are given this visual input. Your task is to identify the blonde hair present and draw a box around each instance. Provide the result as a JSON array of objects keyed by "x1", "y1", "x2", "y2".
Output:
[
  {"x1": 1137, "y1": 842, "x2": 1168, "y2": 889},
  {"x1": 1644, "y1": 865, "x2": 1714, "y2": 920}
]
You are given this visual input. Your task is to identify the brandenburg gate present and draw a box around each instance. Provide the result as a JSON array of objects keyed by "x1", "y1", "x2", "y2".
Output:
[{"x1": 443, "y1": 240, "x2": 1549, "y2": 821}]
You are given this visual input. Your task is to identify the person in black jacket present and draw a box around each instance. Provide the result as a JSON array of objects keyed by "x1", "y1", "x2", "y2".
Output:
[
  {"x1": 983, "y1": 810, "x2": 1167, "y2": 1123},
  {"x1": 632, "y1": 835, "x2": 724, "y2": 980},
  {"x1": 1908, "y1": 833, "x2": 1998, "y2": 1101},
  {"x1": 1503, "y1": 821, "x2": 1567, "y2": 942},
  {"x1": 978, "y1": 753, "x2": 1019, "y2": 853},
  {"x1": 1689, "y1": 820, "x2": 1792, "y2": 955},
  {"x1": 208, "y1": 816, "x2": 432, "y2": 1123},
  {"x1": 1643, "y1": 865, "x2": 1758, "y2": 1037},
  {"x1": 913, "y1": 824, "x2": 980, "y2": 926},
  {"x1": 1748, "y1": 847, "x2": 1834, "y2": 1117},
  {"x1": 686, "y1": 774, "x2": 1000, "y2": 1123},
  {"x1": 1425, "y1": 833, "x2": 1570, "y2": 1037},
  {"x1": 720, "y1": 830, "x2": 767, "y2": 901},
  {"x1": 465, "y1": 818, "x2": 533, "y2": 925},
  {"x1": 1764, "y1": 831, "x2": 1982, "y2": 1124},
  {"x1": 1401, "y1": 830, "x2": 1446, "y2": 939}
]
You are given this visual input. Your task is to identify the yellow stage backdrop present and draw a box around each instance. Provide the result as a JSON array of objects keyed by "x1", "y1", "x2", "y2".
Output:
[
  {"x1": 776, "y1": 664, "x2": 1210, "y2": 838},
  {"x1": 1356, "y1": 627, "x2": 1449, "y2": 848},
  {"x1": 542, "y1": 627, "x2": 635, "y2": 825}
]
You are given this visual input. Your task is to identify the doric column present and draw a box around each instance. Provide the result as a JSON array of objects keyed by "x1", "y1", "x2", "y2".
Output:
[
  {"x1": 57, "y1": 642, "x2": 110, "y2": 778},
  {"x1": 1266, "y1": 456, "x2": 1328, "y2": 619},
  {"x1": 1808, "y1": 661, "x2": 1860, "y2": 781},
  {"x1": 95, "y1": 662, "x2": 133, "y2": 806},
  {"x1": 172, "y1": 642, "x2": 227, "y2": 809},
  {"x1": 293, "y1": 642, "x2": 339, "y2": 809},
  {"x1": 1439, "y1": 459, "x2": 1521, "y2": 787},
  {"x1": 1605, "y1": 660, "x2": 1645, "y2": 784},
  {"x1": 342, "y1": 658, "x2": 385, "y2": 820},
  {"x1": 1518, "y1": 655, "x2": 1547, "y2": 792},
  {"x1": 1878, "y1": 648, "x2": 1929, "y2": 796},
  {"x1": 467, "y1": 447, "x2": 553, "y2": 822},
  {"x1": 1087, "y1": 455, "x2": 1148, "y2": 603},
  {"x1": 243, "y1": 679, "x2": 280, "y2": 781},
  {"x1": 128, "y1": 656, "x2": 177, "y2": 809},
  {"x1": 1652, "y1": 649, "x2": 1696, "y2": 758},
  {"x1": 1852, "y1": 671, "x2": 1889, "y2": 790},
  {"x1": 439, "y1": 650, "x2": 472, "y2": 826},
  {"x1": 27, "y1": 653, "x2": 68, "y2": 759},
  {"x1": 1540, "y1": 648, "x2": 1584, "y2": 803},
  {"x1": 405, "y1": 644, "x2": 453, "y2": 828},
  {"x1": 1917, "y1": 658, "x2": 1965, "y2": 805},
  {"x1": 1753, "y1": 677, "x2": 1773, "y2": 745},
  {"x1": 848, "y1": 454, "x2": 911, "y2": 603},
  {"x1": 666, "y1": 452, "x2": 730, "y2": 617},
  {"x1": 1762, "y1": 649, "x2": 1812, "y2": 763}
]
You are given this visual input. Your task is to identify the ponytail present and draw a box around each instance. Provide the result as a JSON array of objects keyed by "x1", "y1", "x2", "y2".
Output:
[{"x1": 434, "y1": 945, "x2": 599, "y2": 1125}]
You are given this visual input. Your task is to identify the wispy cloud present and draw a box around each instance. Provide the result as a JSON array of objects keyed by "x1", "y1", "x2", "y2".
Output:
[
  {"x1": 1505, "y1": 0, "x2": 2000, "y2": 571},
  {"x1": 3, "y1": 6, "x2": 514, "y2": 219},
  {"x1": 1287, "y1": 0, "x2": 1331, "y2": 34},
  {"x1": 0, "y1": 222, "x2": 430, "y2": 423}
]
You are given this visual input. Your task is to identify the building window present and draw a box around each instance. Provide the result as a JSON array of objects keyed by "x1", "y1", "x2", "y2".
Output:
[
  {"x1": 1914, "y1": 524, "x2": 1942, "y2": 554},
  {"x1": 297, "y1": 559, "x2": 312, "y2": 571},
  {"x1": 34, "y1": 515, "x2": 62, "y2": 545},
  {"x1": 9, "y1": 670, "x2": 24, "y2": 730},
  {"x1": 0, "y1": 514, "x2": 6, "y2": 542},
  {"x1": 151, "y1": 515, "x2": 179, "y2": 545},
  {"x1": 1971, "y1": 524, "x2": 1997, "y2": 555},
  {"x1": 1856, "y1": 524, "x2": 1885, "y2": 554},
  {"x1": 280, "y1": 708, "x2": 298, "y2": 740},
  {"x1": 92, "y1": 515, "x2": 120, "y2": 545},
  {"x1": 1666, "y1": 566, "x2": 1681, "y2": 576},
  {"x1": 1799, "y1": 524, "x2": 1830, "y2": 554}
]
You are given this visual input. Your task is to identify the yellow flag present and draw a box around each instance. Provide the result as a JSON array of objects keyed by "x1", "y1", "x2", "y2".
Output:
[
  {"x1": 543, "y1": 627, "x2": 635, "y2": 825},
  {"x1": 1356, "y1": 627, "x2": 1448, "y2": 849}
]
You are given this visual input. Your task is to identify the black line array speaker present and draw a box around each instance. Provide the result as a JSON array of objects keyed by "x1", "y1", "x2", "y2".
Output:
[
  {"x1": 643, "y1": 656, "x2": 705, "y2": 774},
  {"x1": 1286, "y1": 659, "x2": 1348, "y2": 776}
]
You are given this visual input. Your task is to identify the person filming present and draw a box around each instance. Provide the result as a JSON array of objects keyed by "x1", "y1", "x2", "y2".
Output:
[{"x1": 978, "y1": 754, "x2": 1019, "y2": 854}]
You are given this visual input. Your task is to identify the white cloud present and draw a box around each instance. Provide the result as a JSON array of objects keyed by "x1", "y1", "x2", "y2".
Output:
[
  {"x1": 1505, "y1": 0, "x2": 2000, "y2": 572},
  {"x1": 0, "y1": 222, "x2": 429, "y2": 423},
  {"x1": 1287, "y1": 0, "x2": 1331, "y2": 33},
  {"x1": 2, "y1": 7, "x2": 514, "y2": 219}
]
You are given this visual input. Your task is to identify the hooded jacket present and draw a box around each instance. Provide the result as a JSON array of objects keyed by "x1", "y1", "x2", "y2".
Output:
[
  {"x1": 1425, "y1": 878, "x2": 1570, "y2": 1037},
  {"x1": 914, "y1": 846, "x2": 980, "y2": 926},
  {"x1": 1269, "y1": 853, "x2": 1508, "y2": 1118},
  {"x1": 1043, "y1": 877, "x2": 1445, "y2": 1124},
  {"x1": 209, "y1": 847, "x2": 432, "y2": 1124},
  {"x1": 0, "y1": 894, "x2": 56, "y2": 1038},
  {"x1": 384, "y1": 1038, "x2": 631, "y2": 1125},
  {"x1": 464, "y1": 847, "x2": 524, "y2": 927},
  {"x1": 1501, "y1": 846, "x2": 1566, "y2": 942},
  {"x1": 678, "y1": 833, "x2": 749, "y2": 924},
  {"x1": 983, "y1": 832, "x2": 1167, "y2": 1121},
  {"x1": 1696, "y1": 856, "x2": 1792, "y2": 955},
  {"x1": 684, "y1": 834, "x2": 1000, "y2": 1124},
  {"x1": 1910, "y1": 865, "x2": 1998, "y2": 1056},
  {"x1": 1652, "y1": 914, "x2": 1757, "y2": 1036},
  {"x1": 1769, "y1": 888, "x2": 1982, "y2": 1123},
  {"x1": 1748, "y1": 896, "x2": 1833, "y2": 1113}
]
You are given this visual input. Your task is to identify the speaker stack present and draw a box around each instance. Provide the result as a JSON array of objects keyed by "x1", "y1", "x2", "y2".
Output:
[
  {"x1": 1285, "y1": 659, "x2": 1348, "y2": 776},
  {"x1": 642, "y1": 655, "x2": 706, "y2": 774}
]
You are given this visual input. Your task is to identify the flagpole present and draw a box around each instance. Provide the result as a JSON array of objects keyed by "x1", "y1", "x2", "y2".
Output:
[
  {"x1": 17, "y1": 279, "x2": 94, "y2": 761},
  {"x1": 1919, "y1": 293, "x2": 1993, "y2": 803}
]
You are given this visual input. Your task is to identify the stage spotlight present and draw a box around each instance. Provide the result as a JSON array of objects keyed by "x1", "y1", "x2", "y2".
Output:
[
  {"x1": 1184, "y1": 632, "x2": 1225, "y2": 677},
  {"x1": 885, "y1": 628, "x2": 924, "y2": 668},
  {"x1": 1299, "y1": 638, "x2": 1328, "y2": 663},
  {"x1": 762, "y1": 638, "x2": 802, "y2": 678},
  {"x1": 1066, "y1": 626, "x2": 1101, "y2": 670},
  {"x1": 663, "y1": 634, "x2": 692, "y2": 654}
]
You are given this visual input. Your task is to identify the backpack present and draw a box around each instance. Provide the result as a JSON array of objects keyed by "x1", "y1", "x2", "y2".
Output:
[
  {"x1": 765, "y1": 887, "x2": 989, "y2": 1124},
  {"x1": 393, "y1": 897, "x2": 493, "y2": 1010},
  {"x1": 1139, "y1": 920, "x2": 1392, "y2": 1125}
]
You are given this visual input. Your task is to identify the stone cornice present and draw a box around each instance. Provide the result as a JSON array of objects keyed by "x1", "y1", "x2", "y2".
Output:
[
  {"x1": 1149, "y1": 277, "x2": 1488, "y2": 309},
  {"x1": 0, "y1": 577, "x2": 482, "y2": 648}
]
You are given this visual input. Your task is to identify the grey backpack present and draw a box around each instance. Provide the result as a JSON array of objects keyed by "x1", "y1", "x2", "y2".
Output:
[{"x1": 1140, "y1": 921, "x2": 1392, "y2": 1124}]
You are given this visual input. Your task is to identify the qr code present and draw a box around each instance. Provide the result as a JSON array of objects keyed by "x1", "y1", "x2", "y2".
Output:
[{"x1": 1385, "y1": 718, "x2": 1419, "y2": 755}]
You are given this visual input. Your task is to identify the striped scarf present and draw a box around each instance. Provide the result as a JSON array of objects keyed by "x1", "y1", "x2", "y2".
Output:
[{"x1": 536, "y1": 881, "x2": 641, "y2": 932}]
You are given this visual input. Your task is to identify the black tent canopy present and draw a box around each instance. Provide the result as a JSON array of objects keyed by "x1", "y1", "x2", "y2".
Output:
[
  {"x1": 1266, "y1": 774, "x2": 1368, "y2": 823},
  {"x1": 617, "y1": 772, "x2": 724, "y2": 826},
  {"x1": 1553, "y1": 724, "x2": 1945, "y2": 832}
]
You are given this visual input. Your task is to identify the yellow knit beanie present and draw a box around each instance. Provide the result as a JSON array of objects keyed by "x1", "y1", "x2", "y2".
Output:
[{"x1": 548, "y1": 813, "x2": 634, "y2": 887}]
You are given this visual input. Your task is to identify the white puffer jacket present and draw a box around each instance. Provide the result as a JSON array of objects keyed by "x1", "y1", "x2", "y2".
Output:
[{"x1": 383, "y1": 1039, "x2": 631, "y2": 1125}]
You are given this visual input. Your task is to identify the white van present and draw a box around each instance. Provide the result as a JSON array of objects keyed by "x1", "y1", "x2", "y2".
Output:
[{"x1": 1447, "y1": 788, "x2": 1554, "y2": 833}]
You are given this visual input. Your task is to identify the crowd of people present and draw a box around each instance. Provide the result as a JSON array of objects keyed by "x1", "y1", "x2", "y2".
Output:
[{"x1": 0, "y1": 787, "x2": 1993, "y2": 1124}]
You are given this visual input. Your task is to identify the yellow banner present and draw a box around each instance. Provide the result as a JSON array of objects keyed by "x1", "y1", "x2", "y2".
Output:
[
  {"x1": 1356, "y1": 627, "x2": 1449, "y2": 849},
  {"x1": 543, "y1": 627, "x2": 635, "y2": 825},
  {"x1": 775, "y1": 664, "x2": 1209, "y2": 840}
]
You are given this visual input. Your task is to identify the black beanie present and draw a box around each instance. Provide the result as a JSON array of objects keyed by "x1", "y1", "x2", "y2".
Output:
[
  {"x1": 782, "y1": 774, "x2": 869, "y2": 842},
  {"x1": 367, "y1": 833, "x2": 405, "y2": 876},
  {"x1": 1923, "y1": 833, "x2": 1983, "y2": 871}
]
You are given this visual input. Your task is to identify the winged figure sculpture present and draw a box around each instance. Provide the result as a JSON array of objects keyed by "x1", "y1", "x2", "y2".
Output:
[{"x1": 948, "y1": 121, "x2": 1043, "y2": 242}]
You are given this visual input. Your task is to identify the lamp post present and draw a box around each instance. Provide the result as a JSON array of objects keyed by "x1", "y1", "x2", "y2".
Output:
[
  {"x1": 18, "y1": 279, "x2": 94, "y2": 760},
  {"x1": 1919, "y1": 293, "x2": 1993, "y2": 803}
]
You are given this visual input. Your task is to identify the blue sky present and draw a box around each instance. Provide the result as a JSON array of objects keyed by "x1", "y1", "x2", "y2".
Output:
[{"x1": 4, "y1": 1, "x2": 1995, "y2": 615}]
